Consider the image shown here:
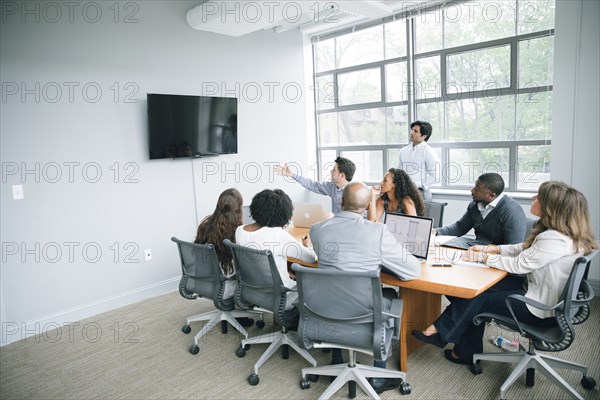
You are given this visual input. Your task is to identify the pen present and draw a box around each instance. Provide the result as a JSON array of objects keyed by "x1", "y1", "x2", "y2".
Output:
[{"x1": 431, "y1": 263, "x2": 452, "y2": 267}]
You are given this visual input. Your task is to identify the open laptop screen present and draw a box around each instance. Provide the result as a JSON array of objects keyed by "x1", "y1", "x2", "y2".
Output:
[
  {"x1": 292, "y1": 203, "x2": 326, "y2": 228},
  {"x1": 383, "y1": 213, "x2": 434, "y2": 260}
]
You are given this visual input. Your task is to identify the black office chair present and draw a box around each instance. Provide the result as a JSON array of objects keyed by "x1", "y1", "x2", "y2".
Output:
[
  {"x1": 525, "y1": 216, "x2": 539, "y2": 239},
  {"x1": 223, "y1": 239, "x2": 317, "y2": 386},
  {"x1": 172, "y1": 237, "x2": 264, "y2": 355},
  {"x1": 293, "y1": 264, "x2": 411, "y2": 399},
  {"x1": 424, "y1": 200, "x2": 447, "y2": 228},
  {"x1": 470, "y1": 248, "x2": 599, "y2": 400}
]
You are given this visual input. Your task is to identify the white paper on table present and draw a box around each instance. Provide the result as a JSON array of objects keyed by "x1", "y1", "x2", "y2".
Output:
[
  {"x1": 453, "y1": 260, "x2": 490, "y2": 269},
  {"x1": 433, "y1": 245, "x2": 490, "y2": 268}
]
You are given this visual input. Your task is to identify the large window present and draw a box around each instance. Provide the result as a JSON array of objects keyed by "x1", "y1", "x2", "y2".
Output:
[{"x1": 312, "y1": 0, "x2": 555, "y2": 192}]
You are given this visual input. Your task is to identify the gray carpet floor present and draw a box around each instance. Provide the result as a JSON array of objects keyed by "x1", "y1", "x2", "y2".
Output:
[{"x1": 1, "y1": 292, "x2": 599, "y2": 400}]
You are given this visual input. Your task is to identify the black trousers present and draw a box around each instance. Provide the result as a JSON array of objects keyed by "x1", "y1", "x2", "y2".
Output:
[{"x1": 434, "y1": 274, "x2": 553, "y2": 361}]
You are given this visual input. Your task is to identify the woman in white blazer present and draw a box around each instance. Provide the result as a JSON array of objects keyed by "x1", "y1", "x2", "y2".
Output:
[{"x1": 412, "y1": 181, "x2": 598, "y2": 365}]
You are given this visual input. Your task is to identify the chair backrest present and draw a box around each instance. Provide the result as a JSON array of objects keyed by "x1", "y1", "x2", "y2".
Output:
[
  {"x1": 292, "y1": 264, "x2": 395, "y2": 362},
  {"x1": 534, "y1": 248, "x2": 598, "y2": 352},
  {"x1": 223, "y1": 239, "x2": 295, "y2": 327},
  {"x1": 424, "y1": 201, "x2": 447, "y2": 228},
  {"x1": 525, "y1": 217, "x2": 538, "y2": 239},
  {"x1": 571, "y1": 244, "x2": 599, "y2": 325},
  {"x1": 171, "y1": 237, "x2": 232, "y2": 310}
]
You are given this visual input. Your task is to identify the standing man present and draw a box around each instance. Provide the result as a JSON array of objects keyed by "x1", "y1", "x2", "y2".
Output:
[
  {"x1": 274, "y1": 157, "x2": 355, "y2": 214},
  {"x1": 398, "y1": 121, "x2": 439, "y2": 201},
  {"x1": 436, "y1": 172, "x2": 526, "y2": 245},
  {"x1": 309, "y1": 182, "x2": 421, "y2": 394}
]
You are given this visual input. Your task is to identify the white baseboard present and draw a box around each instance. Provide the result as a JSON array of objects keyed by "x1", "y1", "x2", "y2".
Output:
[{"x1": 1, "y1": 277, "x2": 180, "y2": 347}]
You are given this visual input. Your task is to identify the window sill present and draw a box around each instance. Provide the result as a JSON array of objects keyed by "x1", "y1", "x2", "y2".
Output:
[{"x1": 431, "y1": 189, "x2": 535, "y2": 200}]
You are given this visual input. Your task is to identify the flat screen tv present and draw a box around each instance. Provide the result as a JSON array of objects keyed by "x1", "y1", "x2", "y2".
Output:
[{"x1": 147, "y1": 93, "x2": 238, "y2": 159}]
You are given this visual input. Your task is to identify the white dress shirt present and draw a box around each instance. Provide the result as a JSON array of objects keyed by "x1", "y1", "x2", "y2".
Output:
[
  {"x1": 477, "y1": 193, "x2": 505, "y2": 219},
  {"x1": 397, "y1": 142, "x2": 439, "y2": 191}
]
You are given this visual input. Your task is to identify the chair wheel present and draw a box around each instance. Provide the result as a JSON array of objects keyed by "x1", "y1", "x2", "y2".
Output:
[
  {"x1": 307, "y1": 374, "x2": 319, "y2": 382},
  {"x1": 248, "y1": 373, "x2": 259, "y2": 386},
  {"x1": 256, "y1": 320, "x2": 265, "y2": 328},
  {"x1": 244, "y1": 344, "x2": 250, "y2": 350},
  {"x1": 321, "y1": 348, "x2": 331, "y2": 353},
  {"x1": 348, "y1": 381, "x2": 356, "y2": 398},
  {"x1": 581, "y1": 376, "x2": 596, "y2": 389},
  {"x1": 235, "y1": 346, "x2": 246, "y2": 358},
  {"x1": 300, "y1": 378, "x2": 311, "y2": 389},
  {"x1": 181, "y1": 325, "x2": 191, "y2": 334},
  {"x1": 282, "y1": 344, "x2": 289, "y2": 359},
  {"x1": 470, "y1": 363, "x2": 483, "y2": 375},
  {"x1": 189, "y1": 345, "x2": 199, "y2": 355},
  {"x1": 526, "y1": 368, "x2": 535, "y2": 386},
  {"x1": 221, "y1": 320, "x2": 229, "y2": 334},
  {"x1": 400, "y1": 382, "x2": 412, "y2": 395}
]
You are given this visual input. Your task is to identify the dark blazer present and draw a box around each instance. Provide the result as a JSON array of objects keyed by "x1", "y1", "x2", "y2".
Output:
[{"x1": 436, "y1": 196, "x2": 526, "y2": 245}]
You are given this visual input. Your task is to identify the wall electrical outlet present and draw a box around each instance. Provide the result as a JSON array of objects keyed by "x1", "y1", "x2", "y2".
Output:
[
  {"x1": 12, "y1": 185, "x2": 24, "y2": 200},
  {"x1": 144, "y1": 249, "x2": 152, "y2": 261}
]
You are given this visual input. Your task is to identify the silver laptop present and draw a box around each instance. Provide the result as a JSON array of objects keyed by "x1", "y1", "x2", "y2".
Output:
[
  {"x1": 383, "y1": 213, "x2": 434, "y2": 260},
  {"x1": 292, "y1": 203, "x2": 326, "y2": 228}
]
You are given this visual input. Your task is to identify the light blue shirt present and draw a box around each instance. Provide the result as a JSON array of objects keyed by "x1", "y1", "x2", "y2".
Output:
[
  {"x1": 310, "y1": 211, "x2": 421, "y2": 280},
  {"x1": 292, "y1": 173, "x2": 345, "y2": 214}
]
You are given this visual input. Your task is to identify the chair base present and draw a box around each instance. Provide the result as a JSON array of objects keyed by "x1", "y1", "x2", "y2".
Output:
[
  {"x1": 473, "y1": 350, "x2": 588, "y2": 400},
  {"x1": 301, "y1": 350, "x2": 408, "y2": 400},
  {"x1": 187, "y1": 309, "x2": 264, "y2": 345},
  {"x1": 241, "y1": 329, "x2": 317, "y2": 376}
]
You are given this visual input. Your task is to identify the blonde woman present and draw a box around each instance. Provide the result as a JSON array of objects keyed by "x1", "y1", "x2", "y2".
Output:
[{"x1": 412, "y1": 181, "x2": 597, "y2": 365}]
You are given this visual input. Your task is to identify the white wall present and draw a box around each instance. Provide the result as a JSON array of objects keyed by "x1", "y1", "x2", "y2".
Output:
[
  {"x1": 550, "y1": 0, "x2": 600, "y2": 288},
  {"x1": 0, "y1": 1, "x2": 311, "y2": 345}
]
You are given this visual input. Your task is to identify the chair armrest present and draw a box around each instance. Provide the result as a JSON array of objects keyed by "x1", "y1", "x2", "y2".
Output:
[
  {"x1": 506, "y1": 294, "x2": 561, "y2": 312},
  {"x1": 475, "y1": 294, "x2": 560, "y2": 336},
  {"x1": 384, "y1": 298, "x2": 403, "y2": 340},
  {"x1": 504, "y1": 294, "x2": 562, "y2": 336}
]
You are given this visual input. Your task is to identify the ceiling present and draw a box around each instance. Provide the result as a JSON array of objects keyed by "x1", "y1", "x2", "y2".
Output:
[{"x1": 186, "y1": 1, "x2": 439, "y2": 37}]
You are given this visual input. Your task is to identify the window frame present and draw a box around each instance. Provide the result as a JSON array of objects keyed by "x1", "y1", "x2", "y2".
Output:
[{"x1": 311, "y1": 1, "x2": 554, "y2": 192}]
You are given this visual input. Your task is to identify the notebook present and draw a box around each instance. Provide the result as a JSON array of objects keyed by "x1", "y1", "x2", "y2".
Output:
[
  {"x1": 441, "y1": 236, "x2": 490, "y2": 250},
  {"x1": 292, "y1": 203, "x2": 326, "y2": 228},
  {"x1": 383, "y1": 213, "x2": 434, "y2": 260}
]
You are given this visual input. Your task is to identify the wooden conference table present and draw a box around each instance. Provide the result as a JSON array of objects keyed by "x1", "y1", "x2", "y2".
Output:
[{"x1": 286, "y1": 226, "x2": 507, "y2": 372}]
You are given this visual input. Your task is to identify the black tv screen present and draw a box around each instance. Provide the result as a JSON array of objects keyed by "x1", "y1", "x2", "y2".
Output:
[{"x1": 147, "y1": 93, "x2": 238, "y2": 159}]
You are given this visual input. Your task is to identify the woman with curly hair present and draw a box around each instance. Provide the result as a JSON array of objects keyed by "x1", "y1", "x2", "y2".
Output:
[
  {"x1": 194, "y1": 188, "x2": 244, "y2": 300},
  {"x1": 368, "y1": 168, "x2": 426, "y2": 222},
  {"x1": 412, "y1": 181, "x2": 598, "y2": 365},
  {"x1": 236, "y1": 189, "x2": 317, "y2": 309}
]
